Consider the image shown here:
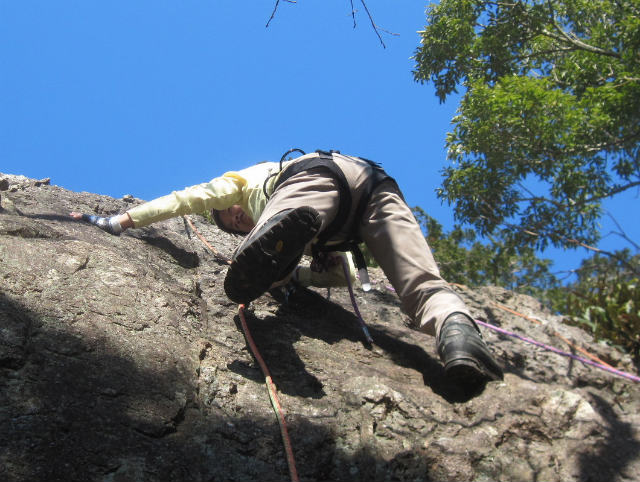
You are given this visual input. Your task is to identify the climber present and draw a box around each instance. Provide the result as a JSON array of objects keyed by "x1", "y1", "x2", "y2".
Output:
[{"x1": 70, "y1": 150, "x2": 503, "y2": 391}]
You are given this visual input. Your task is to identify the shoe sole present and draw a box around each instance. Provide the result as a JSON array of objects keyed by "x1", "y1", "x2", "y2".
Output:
[
  {"x1": 224, "y1": 207, "x2": 321, "y2": 304},
  {"x1": 445, "y1": 356, "x2": 502, "y2": 384},
  {"x1": 438, "y1": 319, "x2": 504, "y2": 384}
]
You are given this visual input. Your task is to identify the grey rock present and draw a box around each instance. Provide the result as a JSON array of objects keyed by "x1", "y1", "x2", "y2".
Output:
[{"x1": 1, "y1": 171, "x2": 639, "y2": 482}]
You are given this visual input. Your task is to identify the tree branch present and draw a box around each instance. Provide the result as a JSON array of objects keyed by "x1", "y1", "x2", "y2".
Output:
[
  {"x1": 540, "y1": 28, "x2": 620, "y2": 58},
  {"x1": 349, "y1": 0, "x2": 357, "y2": 28},
  {"x1": 516, "y1": 182, "x2": 566, "y2": 209},
  {"x1": 544, "y1": 0, "x2": 621, "y2": 59},
  {"x1": 582, "y1": 180, "x2": 640, "y2": 205},
  {"x1": 266, "y1": 0, "x2": 393, "y2": 48},
  {"x1": 516, "y1": 177, "x2": 640, "y2": 214},
  {"x1": 349, "y1": 0, "x2": 398, "y2": 46},
  {"x1": 477, "y1": 199, "x2": 640, "y2": 276},
  {"x1": 515, "y1": 46, "x2": 578, "y2": 64},
  {"x1": 359, "y1": 0, "x2": 386, "y2": 48},
  {"x1": 604, "y1": 211, "x2": 640, "y2": 251},
  {"x1": 266, "y1": 0, "x2": 297, "y2": 28}
]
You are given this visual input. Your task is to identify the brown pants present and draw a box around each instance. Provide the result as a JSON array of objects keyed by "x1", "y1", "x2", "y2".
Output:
[{"x1": 251, "y1": 153, "x2": 472, "y2": 338}]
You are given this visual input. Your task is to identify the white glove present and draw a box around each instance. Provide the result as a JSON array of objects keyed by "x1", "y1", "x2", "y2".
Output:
[{"x1": 80, "y1": 214, "x2": 124, "y2": 235}]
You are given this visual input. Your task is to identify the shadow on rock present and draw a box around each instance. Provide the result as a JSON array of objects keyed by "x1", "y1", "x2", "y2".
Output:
[
  {"x1": 230, "y1": 309, "x2": 327, "y2": 400},
  {"x1": 0, "y1": 291, "x2": 466, "y2": 482},
  {"x1": 236, "y1": 288, "x2": 486, "y2": 403},
  {"x1": 134, "y1": 228, "x2": 201, "y2": 269},
  {"x1": 578, "y1": 392, "x2": 640, "y2": 482},
  {"x1": 0, "y1": 293, "x2": 302, "y2": 482}
]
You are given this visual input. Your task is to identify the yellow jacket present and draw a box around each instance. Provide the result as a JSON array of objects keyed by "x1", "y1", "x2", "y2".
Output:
[
  {"x1": 125, "y1": 162, "x2": 357, "y2": 288},
  {"x1": 127, "y1": 162, "x2": 280, "y2": 228}
]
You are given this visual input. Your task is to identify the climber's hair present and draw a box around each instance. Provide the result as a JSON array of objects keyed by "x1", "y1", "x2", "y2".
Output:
[{"x1": 210, "y1": 209, "x2": 245, "y2": 236}]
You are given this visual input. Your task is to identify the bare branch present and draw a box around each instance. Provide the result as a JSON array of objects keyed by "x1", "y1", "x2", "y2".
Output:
[
  {"x1": 360, "y1": 0, "x2": 386, "y2": 48},
  {"x1": 516, "y1": 177, "x2": 640, "y2": 215},
  {"x1": 604, "y1": 211, "x2": 640, "y2": 251},
  {"x1": 477, "y1": 199, "x2": 640, "y2": 276},
  {"x1": 350, "y1": 0, "x2": 356, "y2": 28},
  {"x1": 265, "y1": 0, "x2": 393, "y2": 48},
  {"x1": 516, "y1": 182, "x2": 567, "y2": 209},
  {"x1": 266, "y1": 0, "x2": 281, "y2": 28},
  {"x1": 373, "y1": 24, "x2": 400, "y2": 39},
  {"x1": 266, "y1": 0, "x2": 297, "y2": 28}
]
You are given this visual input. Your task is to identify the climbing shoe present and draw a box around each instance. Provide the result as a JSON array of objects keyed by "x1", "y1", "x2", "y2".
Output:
[
  {"x1": 437, "y1": 313, "x2": 503, "y2": 389},
  {"x1": 224, "y1": 206, "x2": 321, "y2": 304}
]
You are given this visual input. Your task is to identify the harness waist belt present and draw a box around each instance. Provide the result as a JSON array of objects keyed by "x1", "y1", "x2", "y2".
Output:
[{"x1": 270, "y1": 150, "x2": 397, "y2": 285}]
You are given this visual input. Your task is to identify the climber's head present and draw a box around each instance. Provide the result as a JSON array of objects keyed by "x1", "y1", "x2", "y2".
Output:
[{"x1": 211, "y1": 205, "x2": 255, "y2": 235}]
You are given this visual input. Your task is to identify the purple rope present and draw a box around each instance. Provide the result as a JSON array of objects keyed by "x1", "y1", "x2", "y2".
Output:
[
  {"x1": 341, "y1": 258, "x2": 374, "y2": 344},
  {"x1": 476, "y1": 319, "x2": 640, "y2": 383},
  {"x1": 356, "y1": 273, "x2": 638, "y2": 382}
]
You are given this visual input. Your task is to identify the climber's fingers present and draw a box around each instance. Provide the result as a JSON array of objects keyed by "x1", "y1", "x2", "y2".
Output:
[{"x1": 71, "y1": 212, "x2": 123, "y2": 236}]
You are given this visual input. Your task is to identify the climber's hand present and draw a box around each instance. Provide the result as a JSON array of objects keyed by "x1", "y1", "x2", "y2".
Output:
[
  {"x1": 268, "y1": 280, "x2": 298, "y2": 304},
  {"x1": 70, "y1": 212, "x2": 124, "y2": 236}
]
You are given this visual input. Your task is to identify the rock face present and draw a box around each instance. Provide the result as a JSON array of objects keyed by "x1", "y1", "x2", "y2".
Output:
[{"x1": 1, "y1": 172, "x2": 639, "y2": 482}]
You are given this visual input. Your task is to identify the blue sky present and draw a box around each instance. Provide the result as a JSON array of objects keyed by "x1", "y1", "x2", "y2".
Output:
[{"x1": 1, "y1": 1, "x2": 637, "y2": 281}]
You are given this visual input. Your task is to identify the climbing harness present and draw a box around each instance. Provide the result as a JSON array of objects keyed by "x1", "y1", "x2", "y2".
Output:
[{"x1": 265, "y1": 148, "x2": 397, "y2": 292}]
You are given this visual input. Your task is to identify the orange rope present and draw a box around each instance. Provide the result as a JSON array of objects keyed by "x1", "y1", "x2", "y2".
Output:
[
  {"x1": 184, "y1": 217, "x2": 298, "y2": 481},
  {"x1": 184, "y1": 216, "x2": 231, "y2": 265},
  {"x1": 490, "y1": 301, "x2": 615, "y2": 369},
  {"x1": 238, "y1": 305, "x2": 299, "y2": 482},
  {"x1": 491, "y1": 301, "x2": 543, "y2": 326}
]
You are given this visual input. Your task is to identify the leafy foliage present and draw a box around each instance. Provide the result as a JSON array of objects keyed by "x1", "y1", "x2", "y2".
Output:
[
  {"x1": 552, "y1": 251, "x2": 640, "y2": 361},
  {"x1": 413, "y1": 0, "x2": 640, "y2": 251},
  {"x1": 412, "y1": 207, "x2": 556, "y2": 296},
  {"x1": 414, "y1": 205, "x2": 640, "y2": 363}
]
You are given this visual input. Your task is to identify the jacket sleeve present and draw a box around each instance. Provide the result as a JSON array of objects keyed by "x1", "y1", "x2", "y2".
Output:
[
  {"x1": 295, "y1": 252, "x2": 357, "y2": 288},
  {"x1": 127, "y1": 173, "x2": 246, "y2": 228}
]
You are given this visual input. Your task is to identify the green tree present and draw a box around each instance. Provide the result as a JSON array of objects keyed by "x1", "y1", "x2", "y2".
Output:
[
  {"x1": 552, "y1": 250, "x2": 640, "y2": 361},
  {"x1": 413, "y1": 0, "x2": 640, "y2": 254},
  {"x1": 412, "y1": 207, "x2": 556, "y2": 296}
]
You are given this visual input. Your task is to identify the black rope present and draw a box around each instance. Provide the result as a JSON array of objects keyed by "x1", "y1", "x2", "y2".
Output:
[
  {"x1": 279, "y1": 148, "x2": 306, "y2": 170},
  {"x1": 263, "y1": 148, "x2": 307, "y2": 200}
]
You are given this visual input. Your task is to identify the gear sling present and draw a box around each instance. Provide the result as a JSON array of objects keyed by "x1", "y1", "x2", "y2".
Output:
[{"x1": 265, "y1": 149, "x2": 397, "y2": 289}]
